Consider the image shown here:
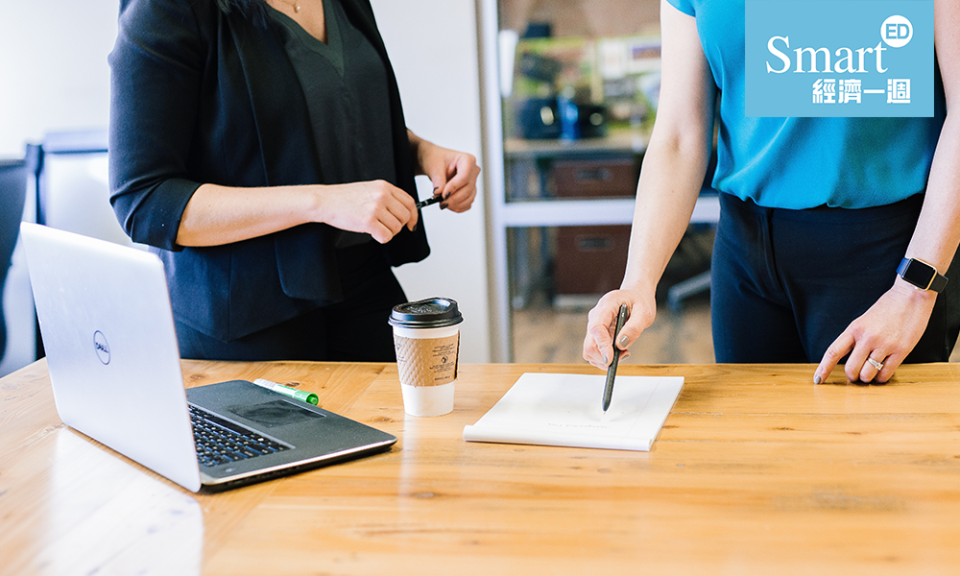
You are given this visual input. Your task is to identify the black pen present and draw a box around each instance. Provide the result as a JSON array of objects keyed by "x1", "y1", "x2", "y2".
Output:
[
  {"x1": 603, "y1": 304, "x2": 629, "y2": 412},
  {"x1": 416, "y1": 195, "x2": 443, "y2": 209}
]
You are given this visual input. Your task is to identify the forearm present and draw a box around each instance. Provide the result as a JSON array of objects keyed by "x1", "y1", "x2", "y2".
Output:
[
  {"x1": 619, "y1": 0, "x2": 717, "y2": 295},
  {"x1": 909, "y1": 0, "x2": 960, "y2": 277},
  {"x1": 176, "y1": 183, "x2": 321, "y2": 247},
  {"x1": 177, "y1": 179, "x2": 419, "y2": 247},
  {"x1": 620, "y1": 134, "x2": 713, "y2": 295},
  {"x1": 407, "y1": 129, "x2": 429, "y2": 176},
  {"x1": 904, "y1": 112, "x2": 960, "y2": 276}
]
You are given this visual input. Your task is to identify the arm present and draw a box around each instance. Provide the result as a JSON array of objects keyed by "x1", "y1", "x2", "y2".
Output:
[
  {"x1": 175, "y1": 130, "x2": 485, "y2": 247},
  {"x1": 583, "y1": 0, "x2": 717, "y2": 369},
  {"x1": 406, "y1": 129, "x2": 480, "y2": 213},
  {"x1": 175, "y1": 180, "x2": 419, "y2": 247},
  {"x1": 179, "y1": 125, "x2": 489, "y2": 245},
  {"x1": 815, "y1": 0, "x2": 960, "y2": 383}
]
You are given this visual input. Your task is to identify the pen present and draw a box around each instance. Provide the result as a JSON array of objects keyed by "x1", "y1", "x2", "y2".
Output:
[
  {"x1": 602, "y1": 304, "x2": 629, "y2": 412},
  {"x1": 415, "y1": 194, "x2": 443, "y2": 209},
  {"x1": 252, "y1": 378, "x2": 319, "y2": 405}
]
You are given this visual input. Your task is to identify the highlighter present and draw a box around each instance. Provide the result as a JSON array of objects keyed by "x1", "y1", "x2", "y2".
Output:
[{"x1": 252, "y1": 378, "x2": 319, "y2": 405}]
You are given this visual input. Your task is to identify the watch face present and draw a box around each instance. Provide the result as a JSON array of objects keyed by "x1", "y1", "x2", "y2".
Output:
[{"x1": 902, "y1": 259, "x2": 936, "y2": 289}]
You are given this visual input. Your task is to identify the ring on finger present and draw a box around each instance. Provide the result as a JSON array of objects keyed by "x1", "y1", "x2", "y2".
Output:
[{"x1": 866, "y1": 357, "x2": 884, "y2": 371}]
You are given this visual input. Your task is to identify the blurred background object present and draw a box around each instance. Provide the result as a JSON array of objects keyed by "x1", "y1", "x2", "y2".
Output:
[
  {"x1": 0, "y1": 157, "x2": 28, "y2": 368},
  {"x1": 483, "y1": 0, "x2": 721, "y2": 363}
]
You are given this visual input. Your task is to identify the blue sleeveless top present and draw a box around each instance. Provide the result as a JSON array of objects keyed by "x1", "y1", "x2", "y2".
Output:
[{"x1": 666, "y1": 0, "x2": 944, "y2": 209}]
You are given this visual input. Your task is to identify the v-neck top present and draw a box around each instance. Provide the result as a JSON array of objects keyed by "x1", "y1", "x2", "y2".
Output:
[{"x1": 269, "y1": 0, "x2": 397, "y2": 246}]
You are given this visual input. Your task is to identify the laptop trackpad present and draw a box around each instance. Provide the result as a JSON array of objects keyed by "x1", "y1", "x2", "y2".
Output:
[{"x1": 225, "y1": 399, "x2": 324, "y2": 429}]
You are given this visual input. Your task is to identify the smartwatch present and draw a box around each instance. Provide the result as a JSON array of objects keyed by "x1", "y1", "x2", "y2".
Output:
[{"x1": 897, "y1": 257, "x2": 948, "y2": 292}]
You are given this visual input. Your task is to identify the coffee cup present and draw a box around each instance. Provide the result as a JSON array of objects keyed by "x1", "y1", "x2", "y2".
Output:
[{"x1": 389, "y1": 298, "x2": 463, "y2": 417}]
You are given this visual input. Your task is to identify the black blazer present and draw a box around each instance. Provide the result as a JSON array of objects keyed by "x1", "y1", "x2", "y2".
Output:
[{"x1": 109, "y1": 0, "x2": 429, "y2": 341}]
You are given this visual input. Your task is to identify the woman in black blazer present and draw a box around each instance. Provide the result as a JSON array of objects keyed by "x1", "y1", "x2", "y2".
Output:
[{"x1": 108, "y1": 0, "x2": 480, "y2": 361}]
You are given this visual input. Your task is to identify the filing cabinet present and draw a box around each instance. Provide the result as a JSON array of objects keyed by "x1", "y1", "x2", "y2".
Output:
[
  {"x1": 552, "y1": 157, "x2": 639, "y2": 198},
  {"x1": 554, "y1": 224, "x2": 631, "y2": 301}
]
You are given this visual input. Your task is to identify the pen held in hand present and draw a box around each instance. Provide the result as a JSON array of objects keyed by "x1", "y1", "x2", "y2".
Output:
[
  {"x1": 415, "y1": 194, "x2": 443, "y2": 209},
  {"x1": 602, "y1": 304, "x2": 629, "y2": 412}
]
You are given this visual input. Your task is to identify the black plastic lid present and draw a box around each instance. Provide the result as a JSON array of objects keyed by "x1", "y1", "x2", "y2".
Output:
[{"x1": 388, "y1": 297, "x2": 463, "y2": 328}]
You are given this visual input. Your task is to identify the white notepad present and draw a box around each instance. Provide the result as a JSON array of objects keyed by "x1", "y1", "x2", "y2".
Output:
[{"x1": 463, "y1": 373, "x2": 684, "y2": 451}]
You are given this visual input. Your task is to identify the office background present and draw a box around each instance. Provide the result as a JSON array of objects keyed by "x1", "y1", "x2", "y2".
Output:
[
  {"x1": 0, "y1": 0, "x2": 493, "y2": 375},
  {"x1": 0, "y1": 0, "x2": 746, "y2": 375},
  {"x1": 6, "y1": 1, "x2": 947, "y2": 377}
]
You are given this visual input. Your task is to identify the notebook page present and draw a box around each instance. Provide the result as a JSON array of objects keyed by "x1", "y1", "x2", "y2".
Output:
[{"x1": 462, "y1": 373, "x2": 684, "y2": 451}]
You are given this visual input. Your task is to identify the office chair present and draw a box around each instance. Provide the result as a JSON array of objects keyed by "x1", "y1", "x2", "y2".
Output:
[{"x1": 0, "y1": 158, "x2": 28, "y2": 364}]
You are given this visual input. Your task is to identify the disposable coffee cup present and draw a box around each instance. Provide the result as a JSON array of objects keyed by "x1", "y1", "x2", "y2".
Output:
[{"x1": 389, "y1": 297, "x2": 463, "y2": 417}]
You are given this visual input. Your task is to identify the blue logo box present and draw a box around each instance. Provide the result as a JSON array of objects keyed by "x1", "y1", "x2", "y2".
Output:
[{"x1": 745, "y1": 0, "x2": 933, "y2": 117}]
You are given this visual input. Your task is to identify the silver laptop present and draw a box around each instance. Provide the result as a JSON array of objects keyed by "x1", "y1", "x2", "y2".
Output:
[{"x1": 20, "y1": 222, "x2": 396, "y2": 492}]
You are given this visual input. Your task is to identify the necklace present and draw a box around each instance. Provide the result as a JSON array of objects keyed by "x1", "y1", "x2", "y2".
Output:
[{"x1": 278, "y1": 0, "x2": 301, "y2": 12}]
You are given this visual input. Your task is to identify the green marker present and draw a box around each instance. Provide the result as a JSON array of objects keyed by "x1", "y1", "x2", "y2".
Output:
[{"x1": 252, "y1": 378, "x2": 319, "y2": 406}]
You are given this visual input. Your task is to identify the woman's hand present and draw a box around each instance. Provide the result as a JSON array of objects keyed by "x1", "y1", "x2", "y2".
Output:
[
  {"x1": 314, "y1": 180, "x2": 419, "y2": 244},
  {"x1": 814, "y1": 280, "x2": 937, "y2": 384},
  {"x1": 814, "y1": 0, "x2": 960, "y2": 384},
  {"x1": 409, "y1": 131, "x2": 480, "y2": 213},
  {"x1": 583, "y1": 288, "x2": 656, "y2": 370}
]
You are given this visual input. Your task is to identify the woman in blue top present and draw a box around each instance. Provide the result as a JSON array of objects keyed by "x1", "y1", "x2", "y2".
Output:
[{"x1": 584, "y1": 0, "x2": 960, "y2": 384}]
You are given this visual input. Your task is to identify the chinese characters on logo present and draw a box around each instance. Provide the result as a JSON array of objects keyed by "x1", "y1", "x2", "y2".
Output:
[
  {"x1": 812, "y1": 78, "x2": 911, "y2": 105},
  {"x1": 887, "y1": 78, "x2": 911, "y2": 103}
]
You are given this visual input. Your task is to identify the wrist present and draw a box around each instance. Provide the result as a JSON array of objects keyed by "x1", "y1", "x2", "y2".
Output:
[
  {"x1": 892, "y1": 276, "x2": 939, "y2": 304},
  {"x1": 619, "y1": 279, "x2": 656, "y2": 299},
  {"x1": 897, "y1": 256, "x2": 949, "y2": 293},
  {"x1": 308, "y1": 184, "x2": 333, "y2": 225}
]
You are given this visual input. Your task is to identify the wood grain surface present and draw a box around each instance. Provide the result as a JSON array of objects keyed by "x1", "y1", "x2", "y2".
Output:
[{"x1": 1, "y1": 360, "x2": 959, "y2": 575}]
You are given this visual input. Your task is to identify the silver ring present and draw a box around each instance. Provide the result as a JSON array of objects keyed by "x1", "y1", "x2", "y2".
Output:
[{"x1": 866, "y1": 357, "x2": 884, "y2": 371}]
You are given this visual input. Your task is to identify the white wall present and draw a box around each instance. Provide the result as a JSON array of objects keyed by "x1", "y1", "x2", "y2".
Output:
[
  {"x1": 370, "y1": 0, "x2": 491, "y2": 363},
  {"x1": 0, "y1": 1, "x2": 118, "y2": 157},
  {"x1": 0, "y1": 0, "x2": 492, "y2": 368}
]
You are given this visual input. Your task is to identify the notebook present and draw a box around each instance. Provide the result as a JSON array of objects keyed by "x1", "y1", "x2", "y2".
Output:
[
  {"x1": 20, "y1": 223, "x2": 396, "y2": 492},
  {"x1": 463, "y1": 372, "x2": 684, "y2": 451}
]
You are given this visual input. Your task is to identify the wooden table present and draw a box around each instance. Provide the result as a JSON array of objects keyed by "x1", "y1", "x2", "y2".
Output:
[{"x1": 2, "y1": 360, "x2": 959, "y2": 575}]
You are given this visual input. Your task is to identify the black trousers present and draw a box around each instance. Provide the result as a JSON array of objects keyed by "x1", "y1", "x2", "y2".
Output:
[
  {"x1": 710, "y1": 192, "x2": 960, "y2": 363},
  {"x1": 176, "y1": 242, "x2": 406, "y2": 362}
]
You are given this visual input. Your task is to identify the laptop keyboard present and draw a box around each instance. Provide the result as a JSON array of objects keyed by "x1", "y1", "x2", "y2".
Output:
[{"x1": 189, "y1": 405, "x2": 288, "y2": 468}]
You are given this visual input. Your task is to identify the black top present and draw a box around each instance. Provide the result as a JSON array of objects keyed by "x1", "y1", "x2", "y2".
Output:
[
  {"x1": 269, "y1": 0, "x2": 396, "y2": 249},
  {"x1": 108, "y1": 0, "x2": 429, "y2": 341}
]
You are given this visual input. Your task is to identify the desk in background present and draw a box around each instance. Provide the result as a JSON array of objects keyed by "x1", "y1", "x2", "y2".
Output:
[{"x1": 1, "y1": 361, "x2": 959, "y2": 575}]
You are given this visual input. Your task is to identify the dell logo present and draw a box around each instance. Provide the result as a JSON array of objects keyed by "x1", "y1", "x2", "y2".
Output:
[{"x1": 93, "y1": 330, "x2": 111, "y2": 365}]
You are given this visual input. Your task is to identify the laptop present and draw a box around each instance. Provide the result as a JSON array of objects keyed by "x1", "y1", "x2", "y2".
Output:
[{"x1": 20, "y1": 222, "x2": 397, "y2": 492}]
